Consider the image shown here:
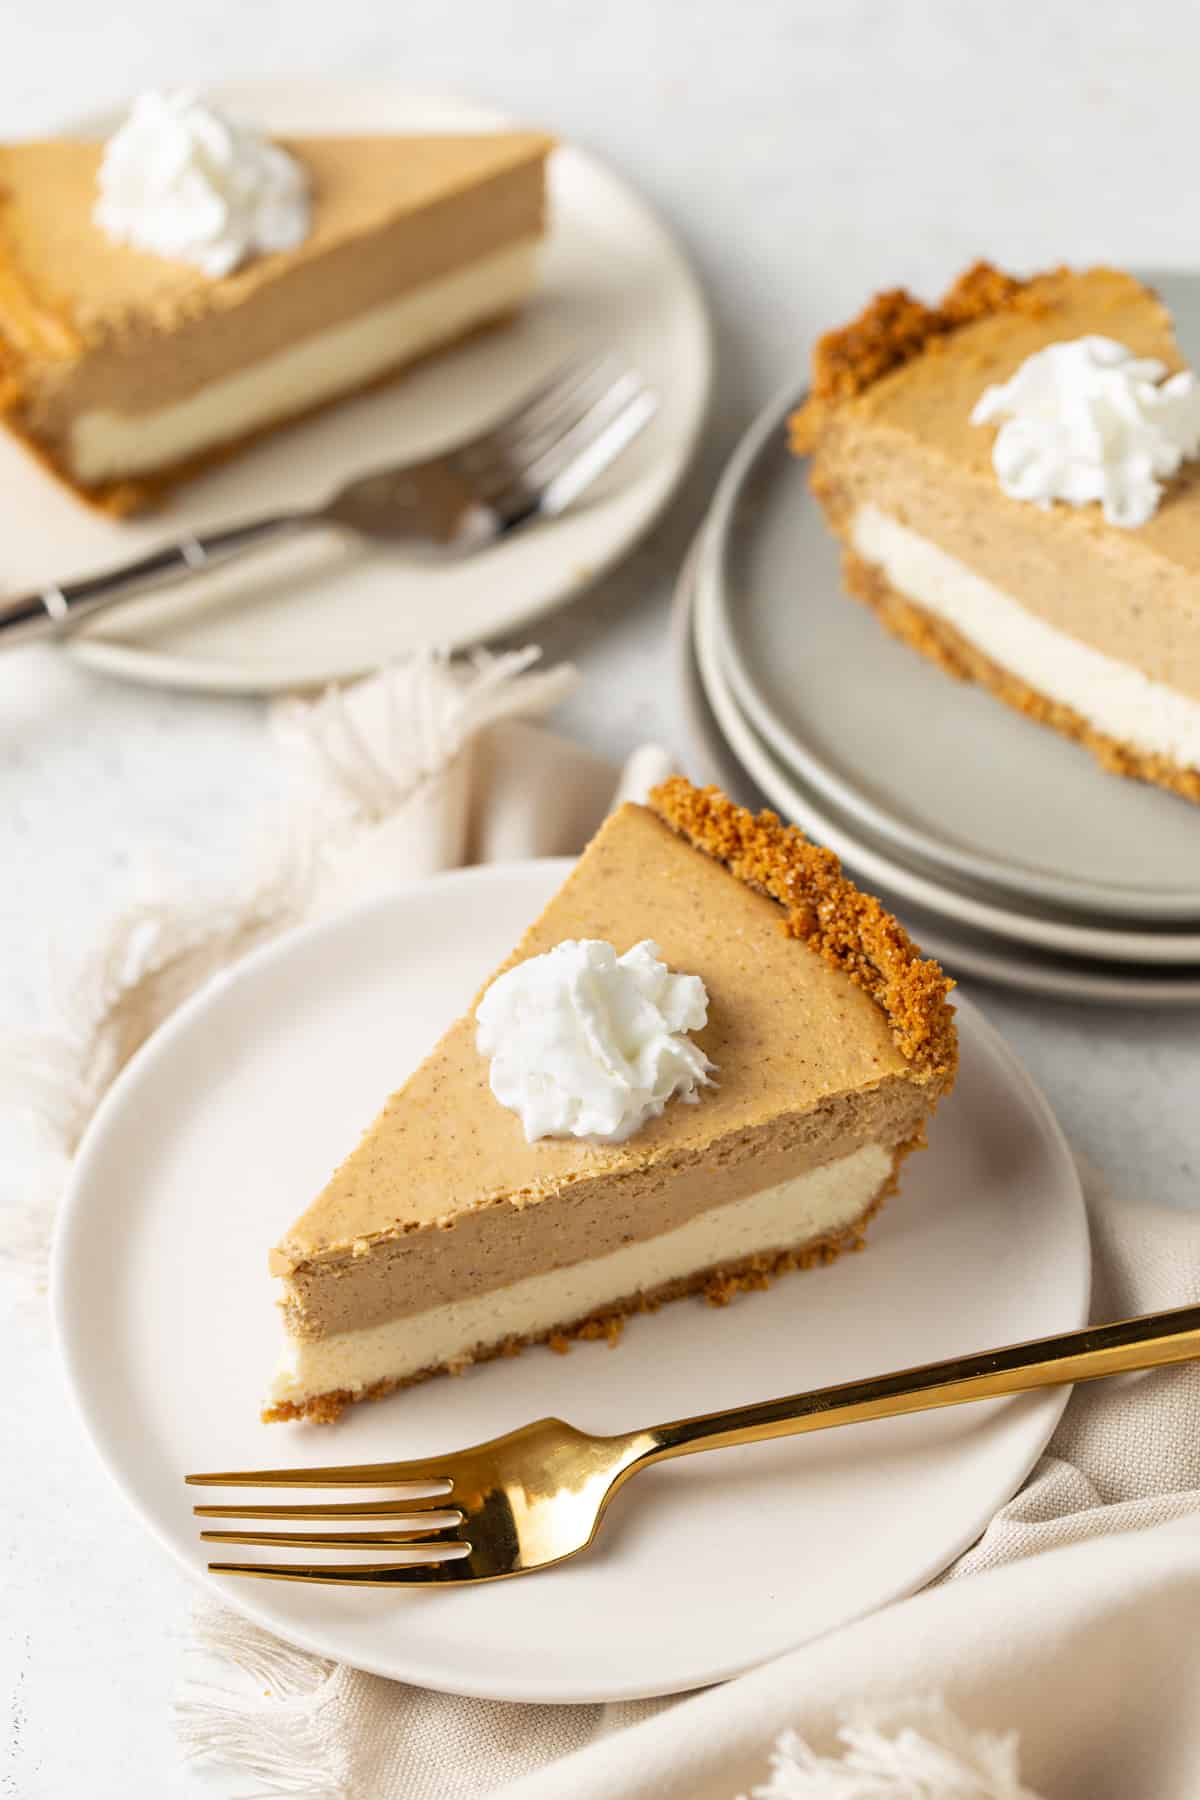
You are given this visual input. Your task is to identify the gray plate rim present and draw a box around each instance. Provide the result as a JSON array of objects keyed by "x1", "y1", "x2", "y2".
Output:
[
  {"x1": 703, "y1": 323, "x2": 1200, "y2": 924},
  {"x1": 692, "y1": 530, "x2": 1200, "y2": 966},
  {"x1": 673, "y1": 541, "x2": 1200, "y2": 1006}
]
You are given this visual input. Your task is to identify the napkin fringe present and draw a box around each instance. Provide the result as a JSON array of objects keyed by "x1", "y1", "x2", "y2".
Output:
[
  {"x1": 176, "y1": 1599, "x2": 345, "y2": 1800},
  {"x1": 746, "y1": 1701, "x2": 1042, "y2": 1799},
  {"x1": 271, "y1": 645, "x2": 577, "y2": 830},
  {"x1": 0, "y1": 845, "x2": 312, "y2": 1285},
  {"x1": 1, "y1": 648, "x2": 576, "y2": 1282},
  {"x1": 5, "y1": 849, "x2": 312, "y2": 1149}
]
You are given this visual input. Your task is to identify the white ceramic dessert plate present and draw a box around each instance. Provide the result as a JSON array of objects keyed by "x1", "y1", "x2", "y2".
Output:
[
  {"x1": 705, "y1": 270, "x2": 1200, "y2": 925},
  {"x1": 54, "y1": 864, "x2": 1088, "y2": 1703},
  {"x1": 674, "y1": 544, "x2": 1200, "y2": 1006},
  {"x1": 1, "y1": 83, "x2": 711, "y2": 694}
]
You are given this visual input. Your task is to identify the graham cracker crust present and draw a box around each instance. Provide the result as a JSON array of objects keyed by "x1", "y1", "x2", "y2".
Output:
[
  {"x1": 845, "y1": 550, "x2": 1200, "y2": 805},
  {"x1": 790, "y1": 260, "x2": 1062, "y2": 448},
  {"x1": 0, "y1": 308, "x2": 517, "y2": 517},
  {"x1": 648, "y1": 777, "x2": 957, "y2": 1082},
  {"x1": 263, "y1": 1142, "x2": 913, "y2": 1424}
]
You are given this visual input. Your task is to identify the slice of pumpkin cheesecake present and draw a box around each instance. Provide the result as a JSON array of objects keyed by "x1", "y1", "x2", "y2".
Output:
[
  {"x1": 0, "y1": 112, "x2": 552, "y2": 511},
  {"x1": 790, "y1": 263, "x2": 1200, "y2": 803},
  {"x1": 265, "y1": 778, "x2": 957, "y2": 1423}
]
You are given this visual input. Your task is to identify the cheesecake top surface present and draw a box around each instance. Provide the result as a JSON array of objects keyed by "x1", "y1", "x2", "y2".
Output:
[
  {"x1": 793, "y1": 263, "x2": 1180, "y2": 417},
  {"x1": 276, "y1": 782, "x2": 956, "y2": 1266},
  {"x1": 791, "y1": 263, "x2": 1200, "y2": 567},
  {"x1": 0, "y1": 131, "x2": 553, "y2": 358}
]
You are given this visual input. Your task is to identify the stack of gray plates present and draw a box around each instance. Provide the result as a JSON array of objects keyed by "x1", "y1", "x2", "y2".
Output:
[{"x1": 677, "y1": 277, "x2": 1200, "y2": 1004}]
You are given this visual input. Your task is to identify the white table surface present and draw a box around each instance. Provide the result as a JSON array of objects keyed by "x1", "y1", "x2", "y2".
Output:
[{"x1": 3, "y1": 5, "x2": 1200, "y2": 1794}]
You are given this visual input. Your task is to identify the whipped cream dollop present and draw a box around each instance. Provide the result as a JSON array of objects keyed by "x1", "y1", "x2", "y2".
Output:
[
  {"x1": 970, "y1": 335, "x2": 1200, "y2": 529},
  {"x1": 94, "y1": 90, "x2": 311, "y2": 278},
  {"x1": 475, "y1": 939, "x2": 716, "y2": 1144}
]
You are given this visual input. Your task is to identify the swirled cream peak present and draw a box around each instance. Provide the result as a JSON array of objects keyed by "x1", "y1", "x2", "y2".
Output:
[
  {"x1": 94, "y1": 90, "x2": 310, "y2": 278},
  {"x1": 475, "y1": 939, "x2": 716, "y2": 1143},
  {"x1": 971, "y1": 335, "x2": 1200, "y2": 528}
]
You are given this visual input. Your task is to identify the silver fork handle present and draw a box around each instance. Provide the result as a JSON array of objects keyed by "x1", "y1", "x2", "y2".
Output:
[{"x1": 0, "y1": 512, "x2": 308, "y2": 650}]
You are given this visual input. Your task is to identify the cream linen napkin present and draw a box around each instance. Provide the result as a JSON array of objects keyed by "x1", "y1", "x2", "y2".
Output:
[
  {"x1": 173, "y1": 1175, "x2": 1200, "y2": 1800},
  {"x1": 11, "y1": 651, "x2": 1200, "y2": 1799},
  {"x1": 7, "y1": 647, "x2": 606, "y2": 1271}
]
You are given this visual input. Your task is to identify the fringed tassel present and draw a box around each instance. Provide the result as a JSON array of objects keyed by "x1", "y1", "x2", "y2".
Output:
[
  {"x1": 270, "y1": 646, "x2": 576, "y2": 828},
  {"x1": 0, "y1": 840, "x2": 313, "y2": 1280},
  {"x1": 2, "y1": 647, "x2": 576, "y2": 1279},
  {"x1": 745, "y1": 1699, "x2": 1043, "y2": 1799},
  {"x1": 175, "y1": 1599, "x2": 345, "y2": 1799}
]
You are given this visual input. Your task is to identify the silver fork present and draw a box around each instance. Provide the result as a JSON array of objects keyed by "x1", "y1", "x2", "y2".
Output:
[{"x1": 0, "y1": 353, "x2": 658, "y2": 651}]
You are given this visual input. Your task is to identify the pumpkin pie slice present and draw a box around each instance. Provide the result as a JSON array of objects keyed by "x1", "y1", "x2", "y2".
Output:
[
  {"x1": 265, "y1": 778, "x2": 957, "y2": 1423},
  {"x1": 0, "y1": 129, "x2": 551, "y2": 511},
  {"x1": 791, "y1": 264, "x2": 1200, "y2": 803}
]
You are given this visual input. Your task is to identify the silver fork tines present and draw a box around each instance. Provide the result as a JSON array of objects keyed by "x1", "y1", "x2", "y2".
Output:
[
  {"x1": 444, "y1": 358, "x2": 657, "y2": 531},
  {"x1": 460, "y1": 351, "x2": 623, "y2": 466}
]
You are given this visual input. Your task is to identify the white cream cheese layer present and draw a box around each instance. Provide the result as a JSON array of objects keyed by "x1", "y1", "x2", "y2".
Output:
[
  {"x1": 70, "y1": 238, "x2": 540, "y2": 482},
  {"x1": 268, "y1": 1143, "x2": 892, "y2": 1408},
  {"x1": 852, "y1": 503, "x2": 1200, "y2": 770}
]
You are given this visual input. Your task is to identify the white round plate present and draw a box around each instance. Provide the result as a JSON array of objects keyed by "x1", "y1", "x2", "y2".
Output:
[
  {"x1": 55, "y1": 864, "x2": 1088, "y2": 1703},
  {"x1": 6, "y1": 82, "x2": 711, "y2": 694},
  {"x1": 675, "y1": 545, "x2": 1200, "y2": 1006},
  {"x1": 695, "y1": 538, "x2": 1200, "y2": 966},
  {"x1": 704, "y1": 270, "x2": 1200, "y2": 925}
]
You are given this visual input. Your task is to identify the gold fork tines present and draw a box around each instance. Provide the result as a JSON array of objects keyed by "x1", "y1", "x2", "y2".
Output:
[
  {"x1": 201, "y1": 1521, "x2": 463, "y2": 1550},
  {"x1": 190, "y1": 1474, "x2": 468, "y2": 1581},
  {"x1": 188, "y1": 1304, "x2": 1200, "y2": 1588},
  {"x1": 191, "y1": 1495, "x2": 458, "y2": 1521},
  {"x1": 186, "y1": 1460, "x2": 454, "y2": 1490},
  {"x1": 207, "y1": 1556, "x2": 476, "y2": 1585}
]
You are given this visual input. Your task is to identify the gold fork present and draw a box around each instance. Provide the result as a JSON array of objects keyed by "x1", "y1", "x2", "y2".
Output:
[{"x1": 188, "y1": 1303, "x2": 1200, "y2": 1588}]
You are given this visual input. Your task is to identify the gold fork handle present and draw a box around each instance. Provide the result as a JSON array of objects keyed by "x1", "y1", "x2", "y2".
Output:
[{"x1": 638, "y1": 1303, "x2": 1200, "y2": 1464}]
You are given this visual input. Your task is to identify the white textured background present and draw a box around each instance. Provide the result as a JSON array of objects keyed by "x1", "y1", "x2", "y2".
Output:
[{"x1": 3, "y1": 4, "x2": 1200, "y2": 1794}]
